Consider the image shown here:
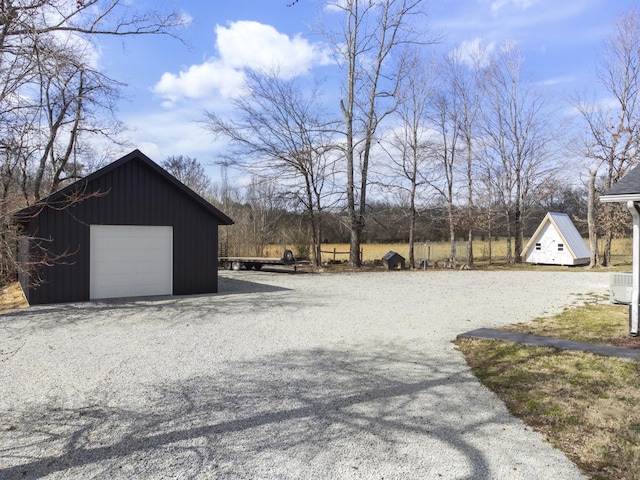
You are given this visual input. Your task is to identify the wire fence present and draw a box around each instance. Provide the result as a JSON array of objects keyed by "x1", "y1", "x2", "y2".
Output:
[{"x1": 260, "y1": 238, "x2": 633, "y2": 266}]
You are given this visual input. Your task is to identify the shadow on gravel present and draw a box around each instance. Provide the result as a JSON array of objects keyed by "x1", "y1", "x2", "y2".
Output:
[
  {"x1": 217, "y1": 275, "x2": 292, "y2": 295},
  {"x1": 0, "y1": 345, "x2": 502, "y2": 479},
  {"x1": 0, "y1": 277, "x2": 292, "y2": 340}
]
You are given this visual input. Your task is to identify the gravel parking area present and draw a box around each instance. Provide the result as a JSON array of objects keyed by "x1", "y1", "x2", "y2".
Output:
[{"x1": 0, "y1": 270, "x2": 609, "y2": 479}]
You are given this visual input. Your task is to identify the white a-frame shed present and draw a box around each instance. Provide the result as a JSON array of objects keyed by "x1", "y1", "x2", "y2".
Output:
[{"x1": 522, "y1": 212, "x2": 590, "y2": 266}]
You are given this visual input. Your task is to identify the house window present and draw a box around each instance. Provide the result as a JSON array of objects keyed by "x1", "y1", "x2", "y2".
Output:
[
  {"x1": 558, "y1": 243, "x2": 564, "y2": 252},
  {"x1": 535, "y1": 243, "x2": 541, "y2": 251}
]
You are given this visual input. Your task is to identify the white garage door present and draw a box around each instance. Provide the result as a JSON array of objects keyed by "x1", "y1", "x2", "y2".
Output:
[{"x1": 90, "y1": 225, "x2": 173, "y2": 300}]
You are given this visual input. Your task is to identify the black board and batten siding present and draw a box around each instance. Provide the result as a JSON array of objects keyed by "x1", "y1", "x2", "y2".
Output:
[{"x1": 15, "y1": 150, "x2": 233, "y2": 305}]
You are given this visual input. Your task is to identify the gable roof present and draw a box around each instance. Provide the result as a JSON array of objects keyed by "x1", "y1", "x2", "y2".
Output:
[
  {"x1": 382, "y1": 251, "x2": 404, "y2": 261},
  {"x1": 601, "y1": 163, "x2": 640, "y2": 202},
  {"x1": 521, "y1": 212, "x2": 590, "y2": 259},
  {"x1": 14, "y1": 149, "x2": 233, "y2": 225}
]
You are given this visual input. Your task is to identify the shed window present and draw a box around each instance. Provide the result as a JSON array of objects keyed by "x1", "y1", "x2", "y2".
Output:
[
  {"x1": 535, "y1": 243, "x2": 541, "y2": 251},
  {"x1": 558, "y1": 243, "x2": 564, "y2": 252}
]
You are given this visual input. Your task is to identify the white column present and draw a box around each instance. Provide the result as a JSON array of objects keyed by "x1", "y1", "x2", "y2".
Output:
[{"x1": 627, "y1": 201, "x2": 640, "y2": 336}]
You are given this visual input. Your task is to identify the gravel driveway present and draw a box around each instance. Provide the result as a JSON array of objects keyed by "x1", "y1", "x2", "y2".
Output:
[{"x1": 0, "y1": 270, "x2": 609, "y2": 479}]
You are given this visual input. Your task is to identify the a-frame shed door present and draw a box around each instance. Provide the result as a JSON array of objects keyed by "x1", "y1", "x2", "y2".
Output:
[{"x1": 90, "y1": 225, "x2": 173, "y2": 300}]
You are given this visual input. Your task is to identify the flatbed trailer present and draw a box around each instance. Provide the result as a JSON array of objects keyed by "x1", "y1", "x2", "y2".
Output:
[{"x1": 219, "y1": 250, "x2": 311, "y2": 271}]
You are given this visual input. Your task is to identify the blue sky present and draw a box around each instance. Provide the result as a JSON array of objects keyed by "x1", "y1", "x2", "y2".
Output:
[{"x1": 99, "y1": 0, "x2": 637, "y2": 174}]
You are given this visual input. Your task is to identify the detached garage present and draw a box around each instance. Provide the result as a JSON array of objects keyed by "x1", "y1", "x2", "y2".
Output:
[
  {"x1": 89, "y1": 225, "x2": 174, "y2": 299},
  {"x1": 14, "y1": 149, "x2": 233, "y2": 305}
]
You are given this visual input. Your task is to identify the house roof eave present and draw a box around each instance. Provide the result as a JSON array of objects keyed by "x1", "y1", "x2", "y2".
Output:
[{"x1": 600, "y1": 194, "x2": 640, "y2": 203}]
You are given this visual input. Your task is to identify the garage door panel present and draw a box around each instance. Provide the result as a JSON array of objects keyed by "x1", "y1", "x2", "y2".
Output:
[{"x1": 90, "y1": 226, "x2": 173, "y2": 299}]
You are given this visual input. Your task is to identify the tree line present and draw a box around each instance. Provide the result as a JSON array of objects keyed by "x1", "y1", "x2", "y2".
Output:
[
  {"x1": 0, "y1": 0, "x2": 186, "y2": 285},
  {"x1": 0, "y1": 1, "x2": 638, "y2": 286},
  {"x1": 171, "y1": 158, "x2": 593, "y2": 263},
  {"x1": 205, "y1": 2, "x2": 640, "y2": 269}
]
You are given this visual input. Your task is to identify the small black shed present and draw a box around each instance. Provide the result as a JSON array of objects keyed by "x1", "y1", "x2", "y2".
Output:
[
  {"x1": 382, "y1": 251, "x2": 405, "y2": 270},
  {"x1": 14, "y1": 149, "x2": 233, "y2": 305}
]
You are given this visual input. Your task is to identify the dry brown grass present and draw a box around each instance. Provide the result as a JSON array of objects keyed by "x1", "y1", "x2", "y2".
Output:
[
  {"x1": 266, "y1": 237, "x2": 633, "y2": 267},
  {"x1": 0, "y1": 282, "x2": 28, "y2": 314},
  {"x1": 314, "y1": 241, "x2": 514, "y2": 264},
  {"x1": 266, "y1": 241, "x2": 514, "y2": 264}
]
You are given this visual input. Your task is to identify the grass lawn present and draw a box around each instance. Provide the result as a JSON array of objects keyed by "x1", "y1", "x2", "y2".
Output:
[
  {"x1": 455, "y1": 301, "x2": 640, "y2": 480},
  {"x1": 265, "y1": 237, "x2": 633, "y2": 266}
]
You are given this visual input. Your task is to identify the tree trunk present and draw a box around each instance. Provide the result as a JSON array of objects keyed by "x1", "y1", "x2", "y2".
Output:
[
  {"x1": 336, "y1": 0, "x2": 422, "y2": 267},
  {"x1": 514, "y1": 178, "x2": 522, "y2": 264},
  {"x1": 466, "y1": 142, "x2": 474, "y2": 267},
  {"x1": 349, "y1": 220, "x2": 361, "y2": 265},
  {"x1": 603, "y1": 231, "x2": 613, "y2": 267},
  {"x1": 448, "y1": 201, "x2": 456, "y2": 265},
  {"x1": 588, "y1": 169, "x2": 600, "y2": 268},
  {"x1": 487, "y1": 207, "x2": 493, "y2": 264},
  {"x1": 505, "y1": 208, "x2": 513, "y2": 264},
  {"x1": 343, "y1": 15, "x2": 359, "y2": 267},
  {"x1": 408, "y1": 198, "x2": 416, "y2": 269}
]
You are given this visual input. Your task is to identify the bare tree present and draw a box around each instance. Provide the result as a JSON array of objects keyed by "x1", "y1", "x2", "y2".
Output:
[
  {"x1": 208, "y1": 168, "x2": 288, "y2": 258},
  {"x1": 204, "y1": 70, "x2": 338, "y2": 267},
  {"x1": 0, "y1": 1, "x2": 186, "y2": 201},
  {"x1": 480, "y1": 42, "x2": 557, "y2": 264},
  {"x1": 446, "y1": 46, "x2": 484, "y2": 268},
  {"x1": 0, "y1": 0, "x2": 186, "y2": 116},
  {"x1": 379, "y1": 51, "x2": 436, "y2": 268},
  {"x1": 30, "y1": 43, "x2": 124, "y2": 200},
  {"x1": 161, "y1": 155, "x2": 212, "y2": 198},
  {"x1": 587, "y1": 168, "x2": 600, "y2": 267},
  {"x1": 429, "y1": 89, "x2": 460, "y2": 265},
  {"x1": 475, "y1": 165, "x2": 496, "y2": 263},
  {"x1": 574, "y1": 9, "x2": 640, "y2": 266},
  {"x1": 235, "y1": 178, "x2": 285, "y2": 257},
  {"x1": 0, "y1": 0, "x2": 185, "y2": 45},
  {"x1": 0, "y1": 0, "x2": 187, "y2": 286},
  {"x1": 324, "y1": 0, "x2": 428, "y2": 266}
]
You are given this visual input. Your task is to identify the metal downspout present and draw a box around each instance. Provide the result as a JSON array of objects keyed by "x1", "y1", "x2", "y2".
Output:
[{"x1": 627, "y1": 201, "x2": 640, "y2": 336}]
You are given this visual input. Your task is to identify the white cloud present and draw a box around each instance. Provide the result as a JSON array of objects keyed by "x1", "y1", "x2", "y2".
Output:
[
  {"x1": 216, "y1": 21, "x2": 332, "y2": 77},
  {"x1": 324, "y1": 0, "x2": 348, "y2": 13},
  {"x1": 154, "y1": 60, "x2": 246, "y2": 104},
  {"x1": 490, "y1": 0, "x2": 538, "y2": 11},
  {"x1": 436, "y1": 1, "x2": 591, "y2": 45},
  {"x1": 450, "y1": 38, "x2": 496, "y2": 68},
  {"x1": 153, "y1": 20, "x2": 332, "y2": 106},
  {"x1": 535, "y1": 75, "x2": 575, "y2": 87},
  {"x1": 121, "y1": 107, "x2": 225, "y2": 163}
]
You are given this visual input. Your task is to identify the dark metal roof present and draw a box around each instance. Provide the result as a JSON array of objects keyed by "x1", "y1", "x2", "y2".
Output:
[
  {"x1": 382, "y1": 251, "x2": 404, "y2": 261},
  {"x1": 601, "y1": 164, "x2": 640, "y2": 202},
  {"x1": 14, "y1": 149, "x2": 234, "y2": 225}
]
